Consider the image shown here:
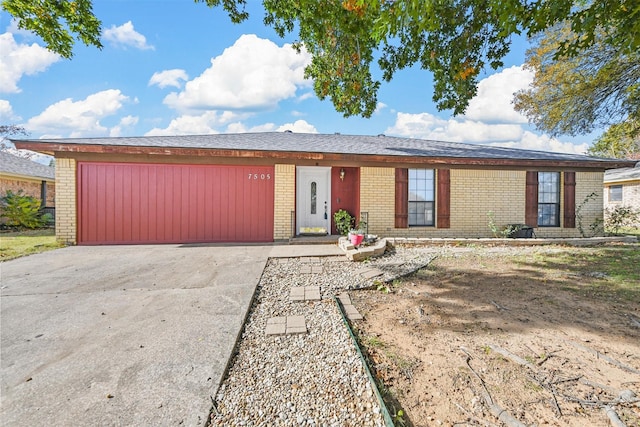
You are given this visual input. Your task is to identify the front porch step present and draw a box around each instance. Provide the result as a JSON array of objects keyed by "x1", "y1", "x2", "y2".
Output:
[
  {"x1": 289, "y1": 235, "x2": 341, "y2": 245},
  {"x1": 338, "y1": 237, "x2": 389, "y2": 261}
]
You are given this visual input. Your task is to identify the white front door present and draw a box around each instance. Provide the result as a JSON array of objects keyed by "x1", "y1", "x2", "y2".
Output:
[{"x1": 296, "y1": 166, "x2": 331, "y2": 235}]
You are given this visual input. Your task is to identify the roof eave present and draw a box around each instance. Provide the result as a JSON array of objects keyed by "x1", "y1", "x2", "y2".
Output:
[
  {"x1": 0, "y1": 171, "x2": 55, "y2": 182},
  {"x1": 14, "y1": 141, "x2": 636, "y2": 170}
]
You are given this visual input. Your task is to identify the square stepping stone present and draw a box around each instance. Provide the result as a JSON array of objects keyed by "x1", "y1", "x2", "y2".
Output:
[
  {"x1": 266, "y1": 316, "x2": 308, "y2": 335},
  {"x1": 291, "y1": 286, "x2": 321, "y2": 302},
  {"x1": 305, "y1": 286, "x2": 321, "y2": 301},
  {"x1": 286, "y1": 316, "x2": 307, "y2": 334},
  {"x1": 265, "y1": 317, "x2": 287, "y2": 335},
  {"x1": 290, "y1": 287, "x2": 305, "y2": 301},
  {"x1": 300, "y1": 265, "x2": 324, "y2": 274},
  {"x1": 300, "y1": 265, "x2": 312, "y2": 274},
  {"x1": 300, "y1": 257, "x2": 321, "y2": 264}
]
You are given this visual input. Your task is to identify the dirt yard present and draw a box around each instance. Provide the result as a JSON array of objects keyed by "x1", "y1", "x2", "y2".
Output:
[{"x1": 350, "y1": 244, "x2": 640, "y2": 427}]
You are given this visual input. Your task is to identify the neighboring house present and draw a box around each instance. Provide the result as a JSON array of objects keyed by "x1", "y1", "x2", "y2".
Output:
[
  {"x1": 0, "y1": 151, "x2": 55, "y2": 223},
  {"x1": 604, "y1": 163, "x2": 640, "y2": 225},
  {"x1": 13, "y1": 133, "x2": 634, "y2": 245}
]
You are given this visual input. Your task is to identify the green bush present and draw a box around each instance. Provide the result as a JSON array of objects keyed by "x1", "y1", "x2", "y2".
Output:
[
  {"x1": 0, "y1": 190, "x2": 48, "y2": 229},
  {"x1": 605, "y1": 205, "x2": 640, "y2": 234},
  {"x1": 333, "y1": 209, "x2": 354, "y2": 235}
]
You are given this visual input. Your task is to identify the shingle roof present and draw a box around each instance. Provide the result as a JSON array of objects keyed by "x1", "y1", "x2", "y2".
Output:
[
  {"x1": 11, "y1": 132, "x2": 633, "y2": 166},
  {"x1": 0, "y1": 151, "x2": 55, "y2": 180},
  {"x1": 604, "y1": 164, "x2": 640, "y2": 183}
]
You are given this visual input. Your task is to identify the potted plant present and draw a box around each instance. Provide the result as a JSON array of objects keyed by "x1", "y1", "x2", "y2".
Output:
[
  {"x1": 333, "y1": 209, "x2": 354, "y2": 236},
  {"x1": 349, "y1": 219, "x2": 367, "y2": 246}
]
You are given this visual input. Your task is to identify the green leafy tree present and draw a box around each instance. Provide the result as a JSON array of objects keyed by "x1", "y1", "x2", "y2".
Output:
[
  {"x1": 2, "y1": 0, "x2": 102, "y2": 59},
  {"x1": 3, "y1": 0, "x2": 639, "y2": 117},
  {"x1": 0, "y1": 190, "x2": 49, "y2": 229},
  {"x1": 588, "y1": 121, "x2": 640, "y2": 159},
  {"x1": 513, "y1": 23, "x2": 640, "y2": 151}
]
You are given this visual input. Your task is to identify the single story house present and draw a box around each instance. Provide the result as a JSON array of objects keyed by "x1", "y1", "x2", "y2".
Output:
[
  {"x1": 604, "y1": 163, "x2": 640, "y2": 221},
  {"x1": 13, "y1": 132, "x2": 634, "y2": 245},
  {"x1": 0, "y1": 151, "x2": 55, "y2": 223}
]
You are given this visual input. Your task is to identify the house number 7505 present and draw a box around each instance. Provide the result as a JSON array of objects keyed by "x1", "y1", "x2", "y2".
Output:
[{"x1": 248, "y1": 173, "x2": 271, "y2": 180}]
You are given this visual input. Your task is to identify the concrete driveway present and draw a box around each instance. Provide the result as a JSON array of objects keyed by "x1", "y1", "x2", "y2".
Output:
[{"x1": 0, "y1": 244, "x2": 276, "y2": 426}]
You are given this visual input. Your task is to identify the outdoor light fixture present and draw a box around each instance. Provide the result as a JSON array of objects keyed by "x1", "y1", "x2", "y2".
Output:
[{"x1": 340, "y1": 168, "x2": 345, "y2": 181}]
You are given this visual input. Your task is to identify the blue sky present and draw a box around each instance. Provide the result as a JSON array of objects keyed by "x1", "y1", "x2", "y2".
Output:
[{"x1": 1, "y1": 1, "x2": 597, "y2": 164}]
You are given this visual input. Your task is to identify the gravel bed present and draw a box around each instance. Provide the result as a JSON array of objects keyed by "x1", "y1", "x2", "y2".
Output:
[{"x1": 210, "y1": 247, "x2": 439, "y2": 426}]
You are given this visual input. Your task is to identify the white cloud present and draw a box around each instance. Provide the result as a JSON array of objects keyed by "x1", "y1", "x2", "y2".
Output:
[
  {"x1": 26, "y1": 89, "x2": 130, "y2": 137},
  {"x1": 144, "y1": 111, "x2": 246, "y2": 136},
  {"x1": 149, "y1": 69, "x2": 189, "y2": 89},
  {"x1": 276, "y1": 120, "x2": 317, "y2": 133},
  {"x1": 225, "y1": 119, "x2": 317, "y2": 134},
  {"x1": 0, "y1": 32, "x2": 60, "y2": 93},
  {"x1": 148, "y1": 114, "x2": 318, "y2": 135},
  {"x1": 297, "y1": 92, "x2": 315, "y2": 102},
  {"x1": 384, "y1": 112, "x2": 449, "y2": 140},
  {"x1": 6, "y1": 19, "x2": 37, "y2": 38},
  {"x1": 109, "y1": 115, "x2": 139, "y2": 137},
  {"x1": 0, "y1": 99, "x2": 20, "y2": 121},
  {"x1": 103, "y1": 21, "x2": 154, "y2": 50},
  {"x1": 225, "y1": 122, "x2": 275, "y2": 133},
  {"x1": 374, "y1": 102, "x2": 388, "y2": 115},
  {"x1": 491, "y1": 131, "x2": 590, "y2": 155},
  {"x1": 446, "y1": 120, "x2": 523, "y2": 143},
  {"x1": 385, "y1": 111, "x2": 588, "y2": 155},
  {"x1": 382, "y1": 66, "x2": 590, "y2": 155},
  {"x1": 463, "y1": 65, "x2": 533, "y2": 124},
  {"x1": 164, "y1": 34, "x2": 312, "y2": 111}
]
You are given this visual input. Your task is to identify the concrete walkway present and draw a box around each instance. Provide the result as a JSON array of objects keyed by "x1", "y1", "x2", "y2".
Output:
[{"x1": 0, "y1": 244, "x2": 339, "y2": 427}]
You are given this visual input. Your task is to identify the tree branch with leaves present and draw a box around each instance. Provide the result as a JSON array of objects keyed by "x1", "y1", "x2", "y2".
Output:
[{"x1": 513, "y1": 22, "x2": 640, "y2": 159}]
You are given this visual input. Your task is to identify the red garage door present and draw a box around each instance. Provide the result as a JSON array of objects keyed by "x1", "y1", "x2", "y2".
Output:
[{"x1": 78, "y1": 162, "x2": 274, "y2": 244}]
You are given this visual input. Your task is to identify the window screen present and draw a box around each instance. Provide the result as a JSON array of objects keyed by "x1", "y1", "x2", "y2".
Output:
[
  {"x1": 538, "y1": 172, "x2": 560, "y2": 226},
  {"x1": 408, "y1": 169, "x2": 435, "y2": 226}
]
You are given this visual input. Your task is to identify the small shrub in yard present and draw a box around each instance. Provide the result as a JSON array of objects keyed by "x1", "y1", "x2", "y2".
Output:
[
  {"x1": 605, "y1": 205, "x2": 640, "y2": 234},
  {"x1": 0, "y1": 190, "x2": 49, "y2": 229}
]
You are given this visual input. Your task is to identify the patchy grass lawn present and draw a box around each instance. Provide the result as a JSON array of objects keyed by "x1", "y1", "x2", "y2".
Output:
[
  {"x1": 519, "y1": 245, "x2": 640, "y2": 301},
  {"x1": 351, "y1": 244, "x2": 640, "y2": 427},
  {"x1": 613, "y1": 226, "x2": 640, "y2": 237},
  {"x1": 0, "y1": 229, "x2": 65, "y2": 261}
]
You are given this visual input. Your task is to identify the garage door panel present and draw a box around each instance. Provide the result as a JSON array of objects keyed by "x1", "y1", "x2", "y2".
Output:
[{"x1": 78, "y1": 163, "x2": 274, "y2": 244}]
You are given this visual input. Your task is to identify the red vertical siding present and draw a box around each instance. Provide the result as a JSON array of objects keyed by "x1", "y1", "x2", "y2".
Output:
[
  {"x1": 78, "y1": 163, "x2": 274, "y2": 244},
  {"x1": 330, "y1": 167, "x2": 360, "y2": 234}
]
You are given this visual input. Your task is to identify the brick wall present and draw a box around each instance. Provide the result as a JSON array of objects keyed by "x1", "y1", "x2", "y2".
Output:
[
  {"x1": 0, "y1": 178, "x2": 55, "y2": 206},
  {"x1": 359, "y1": 168, "x2": 605, "y2": 238},
  {"x1": 55, "y1": 158, "x2": 77, "y2": 244},
  {"x1": 359, "y1": 167, "x2": 396, "y2": 235},
  {"x1": 273, "y1": 164, "x2": 295, "y2": 240},
  {"x1": 449, "y1": 169, "x2": 526, "y2": 237}
]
